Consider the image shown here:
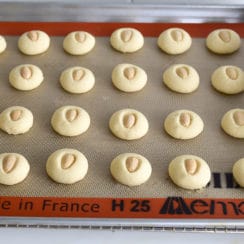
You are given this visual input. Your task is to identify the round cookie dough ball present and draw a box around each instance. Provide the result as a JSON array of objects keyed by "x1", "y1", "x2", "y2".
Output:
[
  {"x1": 109, "y1": 108, "x2": 149, "y2": 140},
  {"x1": 63, "y1": 31, "x2": 95, "y2": 55},
  {"x1": 60, "y1": 66, "x2": 95, "y2": 94},
  {"x1": 157, "y1": 28, "x2": 192, "y2": 55},
  {"x1": 51, "y1": 105, "x2": 90, "y2": 137},
  {"x1": 112, "y1": 63, "x2": 147, "y2": 92},
  {"x1": 18, "y1": 30, "x2": 50, "y2": 55},
  {"x1": 0, "y1": 153, "x2": 30, "y2": 185},
  {"x1": 232, "y1": 158, "x2": 244, "y2": 187},
  {"x1": 211, "y1": 65, "x2": 244, "y2": 94},
  {"x1": 206, "y1": 29, "x2": 241, "y2": 54},
  {"x1": 163, "y1": 64, "x2": 200, "y2": 93},
  {"x1": 0, "y1": 106, "x2": 33, "y2": 135},
  {"x1": 110, "y1": 153, "x2": 152, "y2": 187},
  {"x1": 221, "y1": 108, "x2": 244, "y2": 138},
  {"x1": 168, "y1": 155, "x2": 211, "y2": 190},
  {"x1": 46, "y1": 148, "x2": 88, "y2": 184},
  {"x1": 110, "y1": 28, "x2": 144, "y2": 53},
  {"x1": 164, "y1": 109, "x2": 204, "y2": 140},
  {"x1": 9, "y1": 64, "x2": 44, "y2": 91},
  {"x1": 0, "y1": 35, "x2": 7, "y2": 54}
]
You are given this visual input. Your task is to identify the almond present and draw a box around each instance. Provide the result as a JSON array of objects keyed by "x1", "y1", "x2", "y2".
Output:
[
  {"x1": 233, "y1": 110, "x2": 244, "y2": 126},
  {"x1": 10, "y1": 109, "x2": 22, "y2": 121},
  {"x1": 61, "y1": 154, "x2": 76, "y2": 169},
  {"x1": 3, "y1": 155, "x2": 17, "y2": 173},
  {"x1": 185, "y1": 159, "x2": 198, "y2": 175},
  {"x1": 27, "y1": 31, "x2": 39, "y2": 41},
  {"x1": 226, "y1": 67, "x2": 238, "y2": 80},
  {"x1": 123, "y1": 114, "x2": 136, "y2": 128},
  {"x1": 124, "y1": 67, "x2": 136, "y2": 80},
  {"x1": 126, "y1": 157, "x2": 140, "y2": 172},
  {"x1": 171, "y1": 30, "x2": 183, "y2": 42},
  {"x1": 20, "y1": 66, "x2": 32, "y2": 80},
  {"x1": 121, "y1": 30, "x2": 133, "y2": 42},
  {"x1": 72, "y1": 69, "x2": 85, "y2": 81},
  {"x1": 179, "y1": 112, "x2": 191, "y2": 127},
  {"x1": 66, "y1": 109, "x2": 79, "y2": 122},
  {"x1": 75, "y1": 32, "x2": 86, "y2": 43},
  {"x1": 219, "y1": 31, "x2": 231, "y2": 43},
  {"x1": 176, "y1": 67, "x2": 189, "y2": 79}
]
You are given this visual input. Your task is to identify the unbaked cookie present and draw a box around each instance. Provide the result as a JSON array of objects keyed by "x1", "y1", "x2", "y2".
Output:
[
  {"x1": 110, "y1": 28, "x2": 144, "y2": 53},
  {"x1": 0, "y1": 106, "x2": 33, "y2": 135},
  {"x1": 221, "y1": 108, "x2": 244, "y2": 138},
  {"x1": 163, "y1": 64, "x2": 200, "y2": 93},
  {"x1": 63, "y1": 31, "x2": 95, "y2": 55},
  {"x1": 206, "y1": 29, "x2": 241, "y2": 54},
  {"x1": 60, "y1": 66, "x2": 95, "y2": 94},
  {"x1": 211, "y1": 65, "x2": 244, "y2": 94},
  {"x1": 110, "y1": 153, "x2": 152, "y2": 187},
  {"x1": 164, "y1": 110, "x2": 204, "y2": 139},
  {"x1": 157, "y1": 28, "x2": 192, "y2": 55},
  {"x1": 168, "y1": 155, "x2": 211, "y2": 190},
  {"x1": 109, "y1": 108, "x2": 149, "y2": 140},
  {"x1": 232, "y1": 158, "x2": 244, "y2": 187},
  {"x1": 112, "y1": 63, "x2": 147, "y2": 92},
  {"x1": 0, "y1": 35, "x2": 7, "y2": 54},
  {"x1": 51, "y1": 105, "x2": 90, "y2": 137},
  {"x1": 18, "y1": 30, "x2": 50, "y2": 55},
  {"x1": 0, "y1": 153, "x2": 30, "y2": 185},
  {"x1": 46, "y1": 148, "x2": 88, "y2": 184},
  {"x1": 9, "y1": 64, "x2": 44, "y2": 91}
]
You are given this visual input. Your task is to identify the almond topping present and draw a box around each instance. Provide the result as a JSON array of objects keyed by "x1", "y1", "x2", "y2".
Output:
[
  {"x1": 219, "y1": 31, "x2": 231, "y2": 43},
  {"x1": 124, "y1": 67, "x2": 136, "y2": 80},
  {"x1": 123, "y1": 114, "x2": 136, "y2": 128},
  {"x1": 20, "y1": 66, "x2": 32, "y2": 80},
  {"x1": 176, "y1": 67, "x2": 189, "y2": 79},
  {"x1": 72, "y1": 69, "x2": 85, "y2": 81},
  {"x1": 66, "y1": 109, "x2": 79, "y2": 122},
  {"x1": 27, "y1": 31, "x2": 39, "y2": 41},
  {"x1": 185, "y1": 159, "x2": 198, "y2": 175},
  {"x1": 179, "y1": 112, "x2": 191, "y2": 127},
  {"x1": 75, "y1": 32, "x2": 86, "y2": 43},
  {"x1": 61, "y1": 154, "x2": 76, "y2": 169},
  {"x1": 226, "y1": 67, "x2": 238, "y2": 80},
  {"x1": 171, "y1": 30, "x2": 183, "y2": 42},
  {"x1": 10, "y1": 110, "x2": 22, "y2": 121},
  {"x1": 121, "y1": 30, "x2": 133, "y2": 42},
  {"x1": 126, "y1": 157, "x2": 140, "y2": 172},
  {"x1": 3, "y1": 155, "x2": 17, "y2": 173},
  {"x1": 233, "y1": 111, "x2": 244, "y2": 126}
]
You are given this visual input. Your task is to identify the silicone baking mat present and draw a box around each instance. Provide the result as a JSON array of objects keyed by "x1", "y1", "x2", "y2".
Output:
[{"x1": 0, "y1": 23, "x2": 243, "y2": 219}]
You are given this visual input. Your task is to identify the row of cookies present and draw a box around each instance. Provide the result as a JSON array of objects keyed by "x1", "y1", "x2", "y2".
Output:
[
  {"x1": 0, "y1": 28, "x2": 241, "y2": 56},
  {"x1": 1, "y1": 149, "x2": 244, "y2": 191},
  {"x1": 7, "y1": 63, "x2": 244, "y2": 94},
  {"x1": 0, "y1": 106, "x2": 243, "y2": 139}
]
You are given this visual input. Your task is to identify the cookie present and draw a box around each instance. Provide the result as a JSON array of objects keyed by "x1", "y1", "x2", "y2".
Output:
[
  {"x1": 211, "y1": 65, "x2": 244, "y2": 94},
  {"x1": 9, "y1": 64, "x2": 44, "y2": 91},
  {"x1": 221, "y1": 108, "x2": 244, "y2": 138},
  {"x1": 110, "y1": 153, "x2": 152, "y2": 187},
  {"x1": 232, "y1": 158, "x2": 244, "y2": 187},
  {"x1": 60, "y1": 66, "x2": 95, "y2": 94},
  {"x1": 0, "y1": 35, "x2": 7, "y2": 54},
  {"x1": 0, "y1": 153, "x2": 30, "y2": 185},
  {"x1": 164, "y1": 110, "x2": 204, "y2": 139},
  {"x1": 0, "y1": 106, "x2": 33, "y2": 135},
  {"x1": 109, "y1": 108, "x2": 149, "y2": 140},
  {"x1": 168, "y1": 155, "x2": 211, "y2": 190},
  {"x1": 112, "y1": 63, "x2": 147, "y2": 92},
  {"x1": 18, "y1": 30, "x2": 50, "y2": 55},
  {"x1": 163, "y1": 64, "x2": 200, "y2": 93},
  {"x1": 157, "y1": 28, "x2": 192, "y2": 55},
  {"x1": 110, "y1": 28, "x2": 144, "y2": 53},
  {"x1": 63, "y1": 31, "x2": 95, "y2": 55},
  {"x1": 46, "y1": 148, "x2": 88, "y2": 184},
  {"x1": 51, "y1": 105, "x2": 90, "y2": 137},
  {"x1": 206, "y1": 29, "x2": 241, "y2": 54}
]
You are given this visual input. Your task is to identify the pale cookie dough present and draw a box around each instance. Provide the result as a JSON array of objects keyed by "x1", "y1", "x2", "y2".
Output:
[
  {"x1": 18, "y1": 30, "x2": 50, "y2": 55},
  {"x1": 0, "y1": 106, "x2": 33, "y2": 135},
  {"x1": 46, "y1": 148, "x2": 88, "y2": 184},
  {"x1": 0, "y1": 35, "x2": 7, "y2": 54},
  {"x1": 109, "y1": 108, "x2": 149, "y2": 140},
  {"x1": 221, "y1": 108, "x2": 244, "y2": 138},
  {"x1": 51, "y1": 105, "x2": 90, "y2": 137},
  {"x1": 168, "y1": 155, "x2": 211, "y2": 190},
  {"x1": 112, "y1": 63, "x2": 147, "y2": 92},
  {"x1": 0, "y1": 153, "x2": 30, "y2": 185},
  {"x1": 63, "y1": 31, "x2": 95, "y2": 55},
  {"x1": 110, "y1": 28, "x2": 144, "y2": 53},
  {"x1": 206, "y1": 29, "x2": 241, "y2": 54},
  {"x1": 232, "y1": 158, "x2": 244, "y2": 187},
  {"x1": 164, "y1": 110, "x2": 204, "y2": 139},
  {"x1": 211, "y1": 65, "x2": 244, "y2": 94},
  {"x1": 110, "y1": 153, "x2": 152, "y2": 187},
  {"x1": 163, "y1": 64, "x2": 200, "y2": 93},
  {"x1": 60, "y1": 66, "x2": 95, "y2": 94},
  {"x1": 9, "y1": 64, "x2": 44, "y2": 91},
  {"x1": 157, "y1": 28, "x2": 192, "y2": 55}
]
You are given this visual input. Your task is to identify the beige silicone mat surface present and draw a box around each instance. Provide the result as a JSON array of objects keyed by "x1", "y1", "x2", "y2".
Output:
[{"x1": 0, "y1": 36, "x2": 243, "y2": 198}]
